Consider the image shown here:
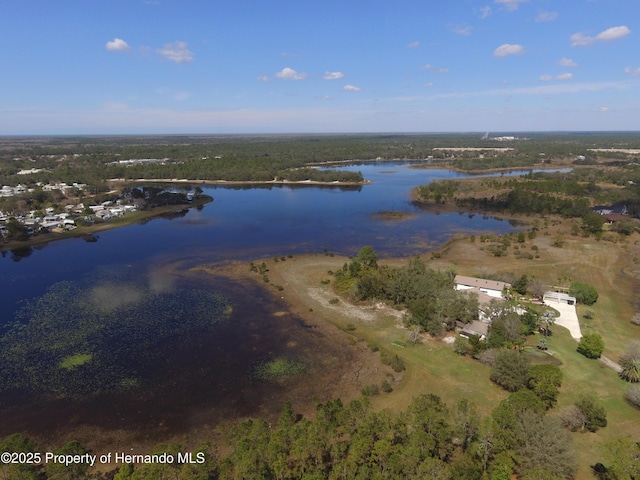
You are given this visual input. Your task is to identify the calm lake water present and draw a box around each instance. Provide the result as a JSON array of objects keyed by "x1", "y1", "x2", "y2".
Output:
[
  {"x1": 1, "y1": 162, "x2": 544, "y2": 440},
  {"x1": 1, "y1": 163, "x2": 529, "y2": 325}
]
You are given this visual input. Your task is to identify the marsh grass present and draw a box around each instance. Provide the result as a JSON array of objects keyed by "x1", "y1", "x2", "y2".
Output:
[{"x1": 253, "y1": 358, "x2": 308, "y2": 381}]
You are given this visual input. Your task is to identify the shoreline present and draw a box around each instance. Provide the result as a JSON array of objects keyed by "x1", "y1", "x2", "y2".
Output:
[
  {"x1": 409, "y1": 161, "x2": 575, "y2": 175},
  {"x1": 0, "y1": 195, "x2": 213, "y2": 252},
  {"x1": 108, "y1": 177, "x2": 371, "y2": 186}
]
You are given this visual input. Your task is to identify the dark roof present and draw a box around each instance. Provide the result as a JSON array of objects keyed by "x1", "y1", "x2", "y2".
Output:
[
  {"x1": 603, "y1": 213, "x2": 628, "y2": 222},
  {"x1": 457, "y1": 320, "x2": 489, "y2": 337}
]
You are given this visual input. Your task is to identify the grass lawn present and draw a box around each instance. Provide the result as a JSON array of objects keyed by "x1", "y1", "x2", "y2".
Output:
[
  {"x1": 544, "y1": 327, "x2": 640, "y2": 478},
  {"x1": 362, "y1": 322, "x2": 508, "y2": 416},
  {"x1": 264, "y1": 231, "x2": 640, "y2": 478}
]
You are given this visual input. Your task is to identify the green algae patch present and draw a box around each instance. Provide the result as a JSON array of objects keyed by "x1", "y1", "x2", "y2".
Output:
[
  {"x1": 59, "y1": 353, "x2": 93, "y2": 371},
  {"x1": 254, "y1": 358, "x2": 308, "y2": 381}
]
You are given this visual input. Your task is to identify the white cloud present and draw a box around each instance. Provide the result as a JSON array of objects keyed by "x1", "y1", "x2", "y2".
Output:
[
  {"x1": 495, "y1": 0, "x2": 528, "y2": 11},
  {"x1": 558, "y1": 57, "x2": 578, "y2": 67},
  {"x1": 539, "y1": 74, "x2": 553, "y2": 82},
  {"x1": 105, "y1": 38, "x2": 130, "y2": 52},
  {"x1": 494, "y1": 44, "x2": 525, "y2": 57},
  {"x1": 158, "y1": 41, "x2": 193, "y2": 63},
  {"x1": 323, "y1": 71, "x2": 345, "y2": 80},
  {"x1": 597, "y1": 25, "x2": 631, "y2": 42},
  {"x1": 599, "y1": 106, "x2": 609, "y2": 112},
  {"x1": 535, "y1": 11, "x2": 558, "y2": 22},
  {"x1": 424, "y1": 82, "x2": 434, "y2": 88},
  {"x1": 407, "y1": 41, "x2": 420, "y2": 48},
  {"x1": 479, "y1": 6, "x2": 492, "y2": 18},
  {"x1": 452, "y1": 25, "x2": 472, "y2": 36},
  {"x1": 570, "y1": 33, "x2": 592, "y2": 47},
  {"x1": 625, "y1": 66, "x2": 640, "y2": 77},
  {"x1": 422, "y1": 64, "x2": 449, "y2": 73},
  {"x1": 256, "y1": 75, "x2": 270, "y2": 82},
  {"x1": 571, "y1": 25, "x2": 631, "y2": 47},
  {"x1": 343, "y1": 85, "x2": 361, "y2": 92},
  {"x1": 275, "y1": 67, "x2": 307, "y2": 80},
  {"x1": 557, "y1": 73, "x2": 573, "y2": 81}
]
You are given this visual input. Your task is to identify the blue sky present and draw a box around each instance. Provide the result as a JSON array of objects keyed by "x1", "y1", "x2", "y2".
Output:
[{"x1": 1, "y1": 0, "x2": 639, "y2": 134}]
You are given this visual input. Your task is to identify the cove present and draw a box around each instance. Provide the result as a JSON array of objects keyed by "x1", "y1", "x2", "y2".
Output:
[
  {"x1": 0, "y1": 162, "x2": 540, "y2": 443},
  {"x1": 0, "y1": 163, "x2": 527, "y2": 324}
]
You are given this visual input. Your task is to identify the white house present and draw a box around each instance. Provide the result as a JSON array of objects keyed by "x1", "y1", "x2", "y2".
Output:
[{"x1": 455, "y1": 275, "x2": 510, "y2": 299}]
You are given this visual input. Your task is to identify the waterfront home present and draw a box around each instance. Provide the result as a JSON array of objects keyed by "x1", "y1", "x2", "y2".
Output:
[{"x1": 454, "y1": 275, "x2": 510, "y2": 299}]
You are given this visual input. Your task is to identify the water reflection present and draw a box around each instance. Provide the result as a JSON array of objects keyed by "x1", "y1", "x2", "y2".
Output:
[{"x1": 1, "y1": 163, "x2": 530, "y2": 321}]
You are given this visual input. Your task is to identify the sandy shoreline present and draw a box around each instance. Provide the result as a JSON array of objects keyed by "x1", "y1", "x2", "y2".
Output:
[{"x1": 108, "y1": 177, "x2": 370, "y2": 186}]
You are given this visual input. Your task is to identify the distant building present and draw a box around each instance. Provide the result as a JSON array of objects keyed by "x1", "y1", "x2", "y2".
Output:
[{"x1": 593, "y1": 204, "x2": 628, "y2": 216}]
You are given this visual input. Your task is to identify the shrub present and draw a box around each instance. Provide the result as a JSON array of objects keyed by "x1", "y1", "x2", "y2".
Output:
[
  {"x1": 574, "y1": 396, "x2": 607, "y2": 432},
  {"x1": 528, "y1": 364, "x2": 562, "y2": 409},
  {"x1": 381, "y1": 353, "x2": 406, "y2": 372},
  {"x1": 453, "y1": 336, "x2": 470, "y2": 355},
  {"x1": 556, "y1": 405, "x2": 587, "y2": 431},
  {"x1": 361, "y1": 384, "x2": 380, "y2": 396},
  {"x1": 475, "y1": 348, "x2": 499, "y2": 366},
  {"x1": 577, "y1": 333, "x2": 604, "y2": 359},
  {"x1": 625, "y1": 385, "x2": 640, "y2": 408},
  {"x1": 381, "y1": 379, "x2": 393, "y2": 393},
  {"x1": 569, "y1": 282, "x2": 599, "y2": 305},
  {"x1": 490, "y1": 349, "x2": 531, "y2": 392}
]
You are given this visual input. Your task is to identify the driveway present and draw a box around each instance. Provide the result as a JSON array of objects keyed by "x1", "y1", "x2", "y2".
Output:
[{"x1": 543, "y1": 300, "x2": 582, "y2": 340}]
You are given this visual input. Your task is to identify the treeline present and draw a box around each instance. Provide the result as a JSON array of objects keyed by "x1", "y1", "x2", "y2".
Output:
[
  {"x1": 4, "y1": 132, "x2": 640, "y2": 187},
  {"x1": 464, "y1": 188, "x2": 592, "y2": 217},
  {"x1": 450, "y1": 153, "x2": 545, "y2": 171},
  {"x1": 414, "y1": 170, "x2": 640, "y2": 219},
  {"x1": 3, "y1": 393, "x2": 638, "y2": 479},
  {"x1": 333, "y1": 247, "x2": 478, "y2": 337}
]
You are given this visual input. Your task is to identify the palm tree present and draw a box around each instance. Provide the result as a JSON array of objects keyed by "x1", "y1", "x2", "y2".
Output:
[
  {"x1": 539, "y1": 310, "x2": 556, "y2": 338},
  {"x1": 620, "y1": 358, "x2": 640, "y2": 382},
  {"x1": 620, "y1": 343, "x2": 640, "y2": 383}
]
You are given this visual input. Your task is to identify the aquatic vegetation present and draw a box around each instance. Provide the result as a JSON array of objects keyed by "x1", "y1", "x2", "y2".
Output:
[
  {"x1": 0, "y1": 277, "x2": 231, "y2": 395},
  {"x1": 253, "y1": 358, "x2": 307, "y2": 381},
  {"x1": 59, "y1": 353, "x2": 93, "y2": 371}
]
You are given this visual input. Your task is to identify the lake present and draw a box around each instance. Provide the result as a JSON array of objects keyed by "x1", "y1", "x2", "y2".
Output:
[
  {"x1": 1, "y1": 163, "x2": 525, "y2": 323},
  {"x1": 0, "y1": 162, "x2": 530, "y2": 442}
]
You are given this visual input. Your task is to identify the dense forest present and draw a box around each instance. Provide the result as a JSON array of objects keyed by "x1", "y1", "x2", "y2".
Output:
[
  {"x1": 333, "y1": 248, "x2": 479, "y2": 337},
  {"x1": 414, "y1": 169, "x2": 640, "y2": 220},
  {"x1": 2, "y1": 132, "x2": 640, "y2": 216},
  {"x1": 3, "y1": 392, "x2": 638, "y2": 479},
  {"x1": 3, "y1": 132, "x2": 640, "y2": 215},
  {"x1": 3, "y1": 131, "x2": 640, "y2": 185}
]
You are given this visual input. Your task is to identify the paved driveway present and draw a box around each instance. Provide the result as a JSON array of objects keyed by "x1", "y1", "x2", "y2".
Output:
[{"x1": 543, "y1": 300, "x2": 582, "y2": 340}]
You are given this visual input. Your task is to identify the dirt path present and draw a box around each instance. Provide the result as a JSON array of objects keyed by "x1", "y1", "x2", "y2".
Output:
[{"x1": 599, "y1": 354, "x2": 623, "y2": 373}]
